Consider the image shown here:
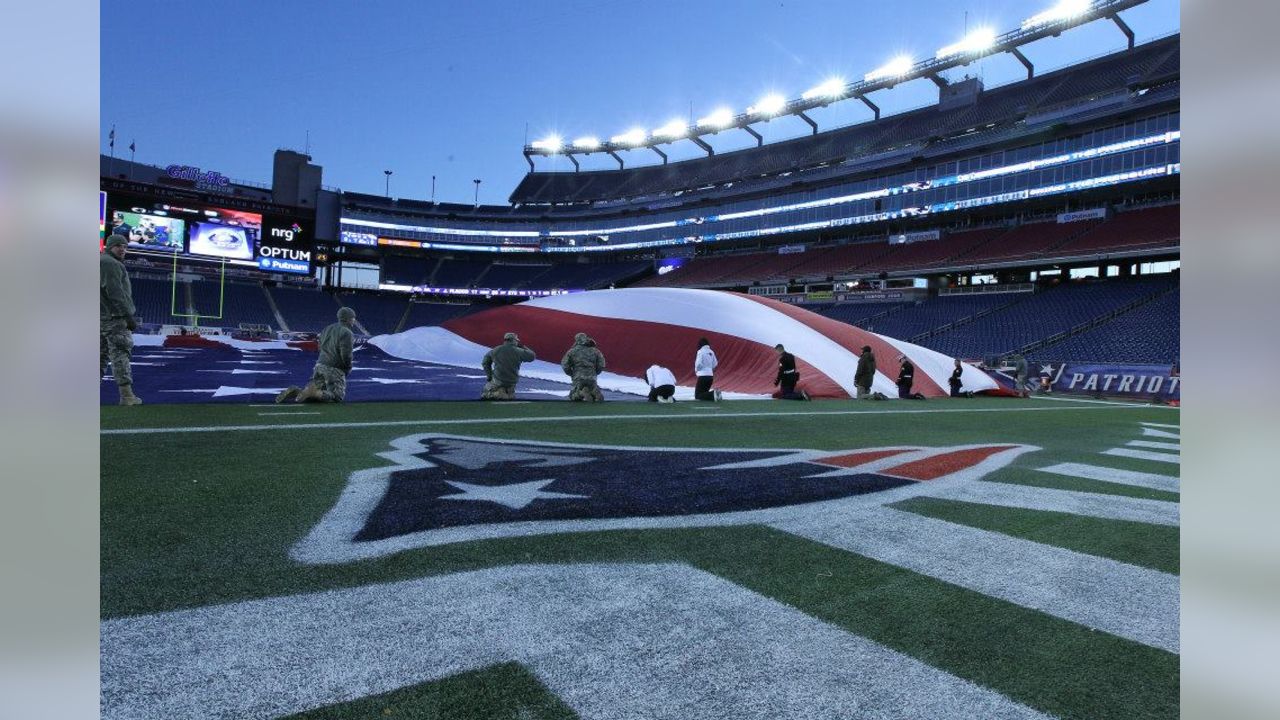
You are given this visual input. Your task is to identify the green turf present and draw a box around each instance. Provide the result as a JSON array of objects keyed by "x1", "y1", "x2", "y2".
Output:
[
  {"x1": 890, "y1": 495, "x2": 1180, "y2": 573},
  {"x1": 101, "y1": 398, "x2": 1180, "y2": 719},
  {"x1": 282, "y1": 662, "x2": 578, "y2": 720}
]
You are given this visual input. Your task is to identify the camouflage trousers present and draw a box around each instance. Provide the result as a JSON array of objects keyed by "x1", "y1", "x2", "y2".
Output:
[
  {"x1": 308, "y1": 363, "x2": 347, "y2": 402},
  {"x1": 481, "y1": 381, "x2": 516, "y2": 400},
  {"x1": 568, "y1": 378, "x2": 604, "y2": 402},
  {"x1": 99, "y1": 318, "x2": 134, "y2": 387}
]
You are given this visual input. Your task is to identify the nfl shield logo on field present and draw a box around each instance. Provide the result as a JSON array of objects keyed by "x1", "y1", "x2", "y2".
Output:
[{"x1": 292, "y1": 434, "x2": 1036, "y2": 564}]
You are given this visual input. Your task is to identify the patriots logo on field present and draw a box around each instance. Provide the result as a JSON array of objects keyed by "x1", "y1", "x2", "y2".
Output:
[{"x1": 291, "y1": 434, "x2": 1035, "y2": 565}]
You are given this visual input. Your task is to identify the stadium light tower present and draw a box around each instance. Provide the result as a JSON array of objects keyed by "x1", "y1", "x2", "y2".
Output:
[
  {"x1": 383, "y1": 169, "x2": 392, "y2": 198},
  {"x1": 864, "y1": 56, "x2": 914, "y2": 83},
  {"x1": 747, "y1": 94, "x2": 787, "y2": 117},
  {"x1": 531, "y1": 135, "x2": 563, "y2": 153},
  {"x1": 473, "y1": 178, "x2": 481, "y2": 205},
  {"x1": 697, "y1": 108, "x2": 736, "y2": 131},
  {"x1": 652, "y1": 119, "x2": 689, "y2": 140},
  {"x1": 801, "y1": 78, "x2": 846, "y2": 102},
  {"x1": 611, "y1": 128, "x2": 648, "y2": 146},
  {"x1": 935, "y1": 27, "x2": 997, "y2": 59},
  {"x1": 1022, "y1": 0, "x2": 1092, "y2": 29}
]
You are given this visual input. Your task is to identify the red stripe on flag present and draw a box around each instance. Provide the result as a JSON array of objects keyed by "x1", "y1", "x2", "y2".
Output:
[
  {"x1": 736, "y1": 293, "x2": 947, "y2": 397},
  {"x1": 879, "y1": 445, "x2": 1018, "y2": 481},
  {"x1": 811, "y1": 448, "x2": 914, "y2": 468},
  {"x1": 443, "y1": 304, "x2": 847, "y2": 397}
]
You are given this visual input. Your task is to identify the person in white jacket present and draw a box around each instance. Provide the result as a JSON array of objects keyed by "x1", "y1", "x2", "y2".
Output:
[
  {"x1": 694, "y1": 338, "x2": 720, "y2": 401},
  {"x1": 646, "y1": 364, "x2": 677, "y2": 403}
]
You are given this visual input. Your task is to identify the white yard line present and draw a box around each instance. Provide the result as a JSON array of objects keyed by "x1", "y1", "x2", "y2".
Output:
[
  {"x1": 1126, "y1": 440, "x2": 1181, "y2": 451},
  {"x1": 258, "y1": 412, "x2": 322, "y2": 416},
  {"x1": 1102, "y1": 447, "x2": 1181, "y2": 464},
  {"x1": 1037, "y1": 462, "x2": 1179, "y2": 493},
  {"x1": 103, "y1": 402, "x2": 1173, "y2": 436}
]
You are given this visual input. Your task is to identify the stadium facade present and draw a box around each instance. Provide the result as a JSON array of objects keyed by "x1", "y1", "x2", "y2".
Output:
[{"x1": 99, "y1": 28, "x2": 1179, "y2": 384}]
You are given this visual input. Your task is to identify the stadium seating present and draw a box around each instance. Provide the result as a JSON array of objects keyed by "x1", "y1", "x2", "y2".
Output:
[
  {"x1": 858, "y1": 227, "x2": 1014, "y2": 273},
  {"x1": 523, "y1": 261, "x2": 650, "y2": 290},
  {"x1": 337, "y1": 292, "x2": 410, "y2": 336},
  {"x1": 1031, "y1": 287, "x2": 1179, "y2": 364},
  {"x1": 808, "y1": 302, "x2": 914, "y2": 329},
  {"x1": 129, "y1": 276, "x2": 182, "y2": 326},
  {"x1": 402, "y1": 301, "x2": 482, "y2": 329},
  {"x1": 923, "y1": 276, "x2": 1176, "y2": 358},
  {"x1": 268, "y1": 285, "x2": 342, "y2": 332},
  {"x1": 430, "y1": 259, "x2": 492, "y2": 288},
  {"x1": 1053, "y1": 204, "x2": 1179, "y2": 254},
  {"x1": 866, "y1": 293, "x2": 1025, "y2": 341},
  {"x1": 950, "y1": 220, "x2": 1103, "y2": 265},
  {"x1": 189, "y1": 280, "x2": 278, "y2": 329}
]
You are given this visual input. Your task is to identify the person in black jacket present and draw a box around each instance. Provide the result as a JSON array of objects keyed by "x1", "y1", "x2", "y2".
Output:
[
  {"x1": 854, "y1": 346, "x2": 876, "y2": 399},
  {"x1": 772, "y1": 344, "x2": 809, "y2": 401},
  {"x1": 949, "y1": 358, "x2": 964, "y2": 397},
  {"x1": 896, "y1": 355, "x2": 915, "y2": 399}
]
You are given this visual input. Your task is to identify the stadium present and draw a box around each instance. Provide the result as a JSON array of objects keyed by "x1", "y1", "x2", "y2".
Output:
[{"x1": 101, "y1": 1, "x2": 1180, "y2": 718}]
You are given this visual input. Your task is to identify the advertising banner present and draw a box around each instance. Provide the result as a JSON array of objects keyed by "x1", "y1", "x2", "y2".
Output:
[
  {"x1": 1038, "y1": 362, "x2": 1180, "y2": 400},
  {"x1": 257, "y1": 216, "x2": 314, "y2": 275}
]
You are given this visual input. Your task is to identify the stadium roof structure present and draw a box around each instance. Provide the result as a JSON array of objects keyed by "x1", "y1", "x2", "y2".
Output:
[{"x1": 522, "y1": 0, "x2": 1150, "y2": 171}]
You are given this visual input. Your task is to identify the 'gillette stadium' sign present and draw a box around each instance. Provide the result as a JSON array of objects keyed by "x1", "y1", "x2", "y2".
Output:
[{"x1": 165, "y1": 165, "x2": 231, "y2": 193}]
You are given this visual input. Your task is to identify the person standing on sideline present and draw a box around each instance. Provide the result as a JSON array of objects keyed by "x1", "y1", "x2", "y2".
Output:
[
  {"x1": 694, "y1": 338, "x2": 720, "y2": 401},
  {"x1": 949, "y1": 358, "x2": 964, "y2": 397},
  {"x1": 646, "y1": 363, "x2": 677, "y2": 403},
  {"x1": 1013, "y1": 354, "x2": 1029, "y2": 398},
  {"x1": 854, "y1": 345, "x2": 876, "y2": 399},
  {"x1": 562, "y1": 332, "x2": 606, "y2": 402},
  {"x1": 479, "y1": 332, "x2": 536, "y2": 400},
  {"x1": 896, "y1": 355, "x2": 915, "y2": 399},
  {"x1": 276, "y1": 307, "x2": 357, "y2": 403},
  {"x1": 100, "y1": 234, "x2": 142, "y2": 405},
  {"x1": 773, "y1": 344, "x2": 809, "y2": 400}
]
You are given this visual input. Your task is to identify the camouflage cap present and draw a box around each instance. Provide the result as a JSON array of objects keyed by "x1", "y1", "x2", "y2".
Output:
[
  {"x1": 337, "y1": 307, "x2": 356, "y2": 322},
  {"x1": 105, "y1": 234, "x2": 129, "y2": 250},
  {"x1": 504, "y1": 332, "x2": 519, "y2": 342}
]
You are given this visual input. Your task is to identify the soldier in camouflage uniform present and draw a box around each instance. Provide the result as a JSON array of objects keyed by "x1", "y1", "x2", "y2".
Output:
[
  {"x1": 481, "y1": 332, "x2": 536, "y2": 400},
  {"x1": 276, "y1": 307, "x2": 357, "y2": 404},
  {"x1": 561, "y1": 332, "x2": 606, "y2": 402},
  {"x1": 100, "y1": 234, "x2": 142, "y2": 406}
]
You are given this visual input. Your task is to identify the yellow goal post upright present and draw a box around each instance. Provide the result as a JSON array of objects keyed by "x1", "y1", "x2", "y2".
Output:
[{"x1": 168, "y1": 250, "x2": 226, "y2": 330}]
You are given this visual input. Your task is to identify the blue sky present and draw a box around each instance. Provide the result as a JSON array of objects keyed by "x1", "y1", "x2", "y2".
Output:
[{"x1": 101, "y1": 0, "x2": 1178, "y2": 204}]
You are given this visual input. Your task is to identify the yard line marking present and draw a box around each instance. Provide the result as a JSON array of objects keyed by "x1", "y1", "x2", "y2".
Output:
[
  {"x1": 1038, "y1": 395, "x2": 1157, "y2": 407},
  {"x1": 1140, "y1": 422, "x2": 1181, "y2": 429},
  {"x1": 1126, "y1": 440, "x2": 1180, "y2": 451},
  {"x1": 1037, "y1": 463, "x2": 1179, "y2": 493},
  {"x1": 1102, "y1": 447, "x2": 1181, "y2": 464},
  {"x1": 1142, "y1": 427, "x2": 1180, "y2": 439},
  {"x1": 101, "y1": 403, "x2": 1172, "y2": 436},
  {"x1": 258, "y1": 412, "x2": 322, "y2": 416},
  {"x1": 925, "y1": 482, "x2": 1179, "y2": 526},
  {"x1": 101, "y1": 564, "x2": 1051, "y2": 720},
  {"x1": 775, "y1": 506, "x2": 1179, "y2": 652}
]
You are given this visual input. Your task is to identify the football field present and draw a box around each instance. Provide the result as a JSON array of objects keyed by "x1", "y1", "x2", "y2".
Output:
[{"x1": 101, "y1": 396, "x2": 1180, "y2": 719}]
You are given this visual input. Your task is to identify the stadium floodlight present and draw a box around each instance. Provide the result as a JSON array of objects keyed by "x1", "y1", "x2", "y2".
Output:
[
  {"x1": 747, "y1": 94, "x2": 788, "y2": 117},
  {"x1": 697, "y1": 107, "x2": 736, "y2": 129},
  {"x1": 801, "y1": 78, "x2": 847, "y2": 101},
  {"x1": 864, "y1": 55, "x2": 914, "y2": 82},
  {"x1": 571, "y1": 136, "x2": 601, "y2": 150},
  {"x1": 610, "y1": 128, "x2": 649, "y2": 146},
  {"x1": 1022, "y1": 0, "x2": 1092, "y2": 29},
  {"x1": 652, "y1": 119, "x2": 690, "y2": 139},
  {"x1": 530, "y1": 135, "x2": 563, "y2": 153},
  {"x1": 936, "y1": 27, "x2": 997, "y2": 58}
]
